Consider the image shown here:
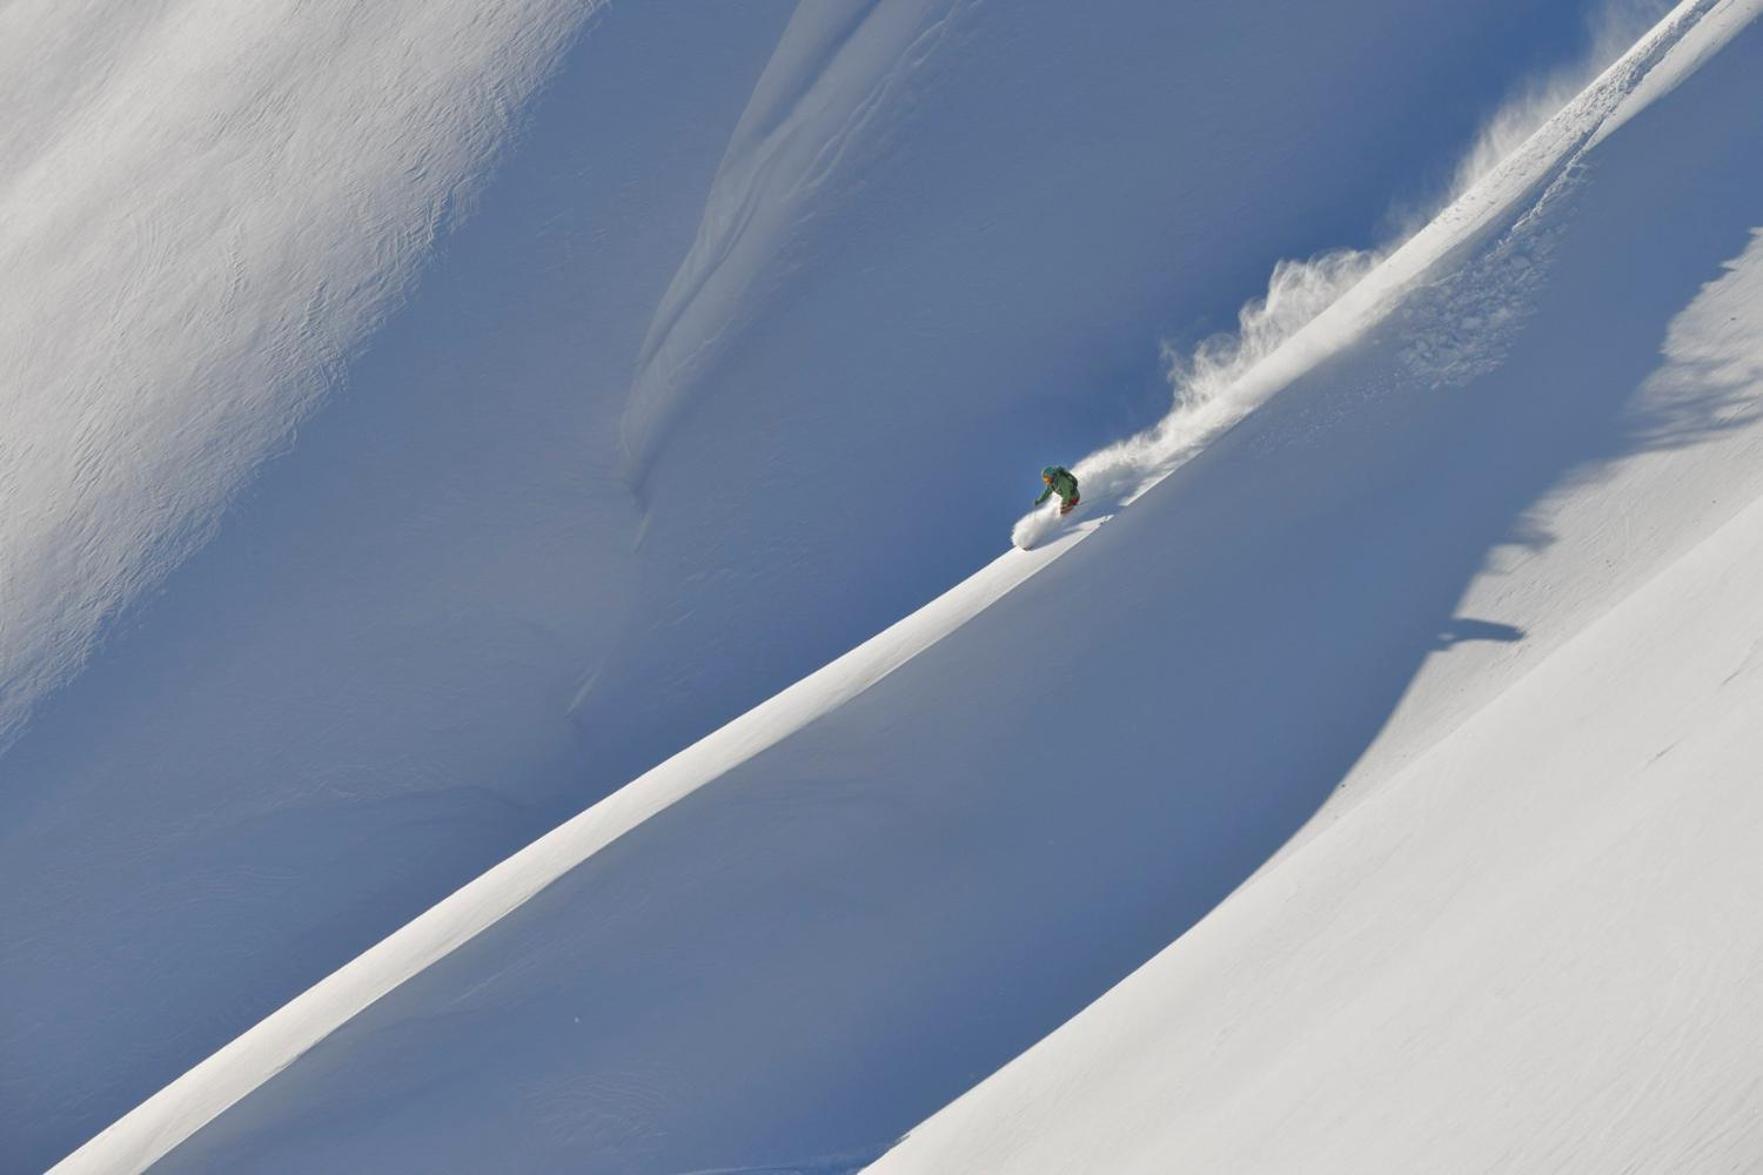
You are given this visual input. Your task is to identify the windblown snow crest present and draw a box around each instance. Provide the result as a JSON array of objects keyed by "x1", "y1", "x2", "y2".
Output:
[{"x1": 1012, "y1": 0, "x2": 1694, "y2": 553}]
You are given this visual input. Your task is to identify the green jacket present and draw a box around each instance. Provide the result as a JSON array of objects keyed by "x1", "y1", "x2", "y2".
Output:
[{"x1": 1035, "y1": 467, "x2": 1079, "y2": 505}]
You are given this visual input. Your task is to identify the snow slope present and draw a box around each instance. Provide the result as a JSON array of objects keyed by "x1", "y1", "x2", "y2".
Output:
[
  {"x1": 880, "y1": 475, "x2": 1763, "y2": 1175},
  {"x1": 51, "y1": 1, "x2": 1763, "y2": 1172},
  {"x1": 4, "y1": 1, "x2": 1619, "y2": 1170},
  {"x1": 1, "y1": 6, "x2": 793, "y2": 1168},
  {"x1": 875, "y1": 5, "x2": 1763, "y2": 1172},
  {"x1": 565, "y1": 0, "x2": 1630, "y2": 794},
  {"x1": 0, "y1": 0, "x2": 592, "y2": 747},
  {"x1": 54, "y1": 518, "x2": 1097, "y2": 1174}
]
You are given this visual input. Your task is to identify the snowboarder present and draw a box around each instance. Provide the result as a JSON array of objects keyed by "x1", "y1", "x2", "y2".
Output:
[{"x1": 1035, "y1": 465, "x2": 1080, "y2": 516}]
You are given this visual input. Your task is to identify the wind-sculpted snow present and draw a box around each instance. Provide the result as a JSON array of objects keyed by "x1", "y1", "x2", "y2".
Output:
[
  {"x1": 13, "y1": 0, "x2": 1730, "y2": 1171},
  {"x1": 0, "y1": 0, "x2": 593, "y2": 748},
  {"x1": 619, "y1": 0, "x2": 970, "y2": 489},
  {"x1": 576, "y1": 0, "x2": 1625, "y2": 801},
  {"x1": 91, "y1": 3, "x2": 1763, "y2": 1173},
  {"x1": 0, "y1": 0, "x2": 638, "y2": 1166}
]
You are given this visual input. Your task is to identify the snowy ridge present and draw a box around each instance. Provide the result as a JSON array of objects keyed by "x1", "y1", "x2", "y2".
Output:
[
  {"x1": 51, "y1": 521, "x2": 1093, "y2": 1173},
  {"x1": 52, "y1": 2, "x2": 1754, "y2": 1169}
]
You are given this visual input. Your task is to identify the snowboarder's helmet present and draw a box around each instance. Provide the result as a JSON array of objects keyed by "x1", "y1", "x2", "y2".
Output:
[{"x1": 1041, "y1": 466, "x2": 1057, "y2": 481}]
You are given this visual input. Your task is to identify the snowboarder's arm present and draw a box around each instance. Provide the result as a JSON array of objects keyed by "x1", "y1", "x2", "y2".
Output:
[{"x1": 1034, "y1": 484, "x2": 1052, "y2": 506}]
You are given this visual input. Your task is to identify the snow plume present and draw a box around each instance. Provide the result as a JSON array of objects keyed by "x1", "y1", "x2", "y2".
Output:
[
  {"x1": 1448, "y1": 0, "x2": 1677, "y2": 199},
  {"x1": 1013, "y1": 0, "x2": 1696, "y2": 553},
  {"x1": 1012, "y1": 247, "x2": 1379, "y2": 550}
]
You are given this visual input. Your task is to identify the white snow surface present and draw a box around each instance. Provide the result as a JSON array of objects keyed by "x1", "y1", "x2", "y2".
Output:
[
  {"x1": 13, "y1": 0, "x2": 1763, "y2": 1171},
  {"x1": 878, "y1": 3, "x2": 1763, "y2": 1171},
  {"x1": 884, "y1": 488, "x2": 1763, "y2": 1175},
  {"x1": 54, "y1": 520, "x2": 1093, "y2": 1174},
  {"x1": 0, "y1": 0, "x2": 591, "y2": 747},
  {"x1": 7, "y1": 1, "x2": 1618, "y2": 1168}
]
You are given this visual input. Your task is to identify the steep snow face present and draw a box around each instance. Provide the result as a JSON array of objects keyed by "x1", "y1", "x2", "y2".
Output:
[
  {"x1": 0, "y1": 0, "x2": 590, "y2": 747},
  {"x1": 883, "y1": 504, "x2": 1763, "y2": 1175},
  {"x1": 54, "y1": 519, "x2": 1098, "y2": 1175},
  {"x1": 873, "y1": 6, "x2": 1763, "y2": 1173},
  {"x1": 3, "y1": 3, "x2": 1620, "y2": 1170},
  {"x1": 0, "y1": 2, "x2": 783, "y2": 1169},
  {"x1": 565, "y1": 0, "x2": 1638, "y2": 792},
  {"x1": 1015, "y1": 0, "x2": 1696, "y2": 550},
  {"x1": 878, "y1": 304, "x2": 1763, "y2": 1175},
  {"x1": 113, "y1": 4, "x2": 1763, "y2": 1174}
]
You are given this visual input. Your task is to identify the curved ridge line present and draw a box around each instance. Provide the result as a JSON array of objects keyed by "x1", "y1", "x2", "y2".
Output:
[{"x1": 51, "y1": 523, "x2": 1093, "y2": 1174}]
